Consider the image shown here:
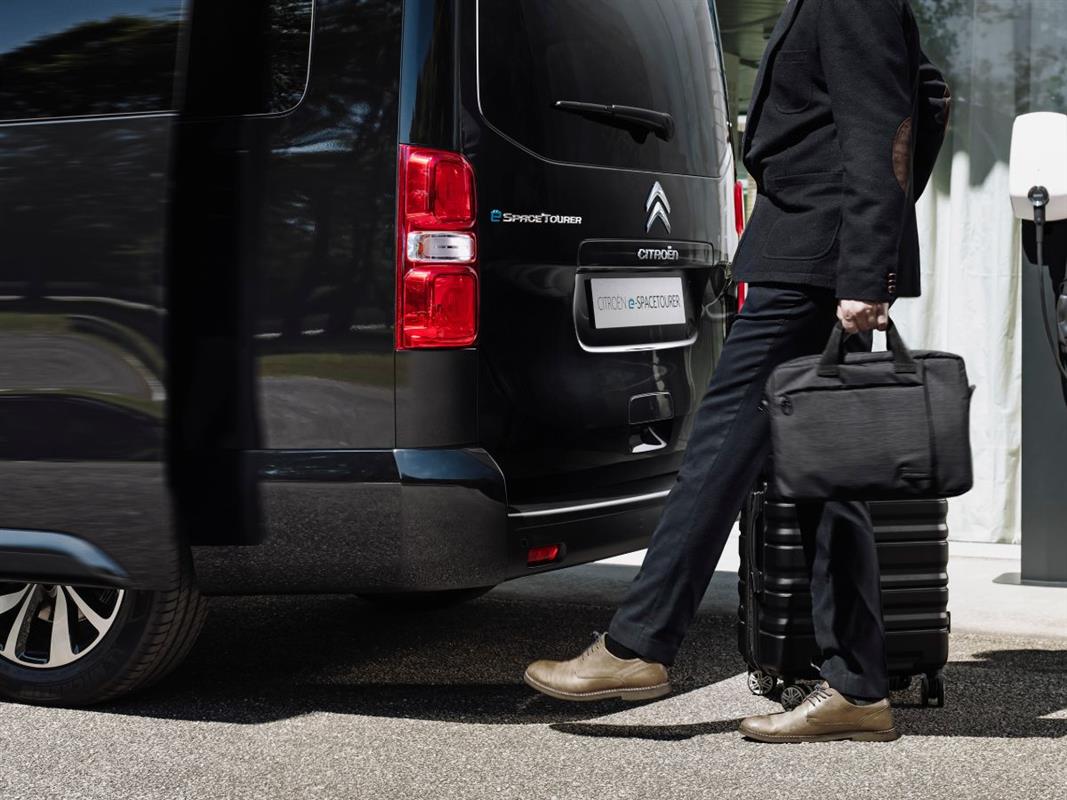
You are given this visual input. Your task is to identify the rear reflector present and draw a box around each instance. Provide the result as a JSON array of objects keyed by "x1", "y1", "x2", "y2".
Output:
[
  {"x1": 527, "y1": 544, "x2": 561, "y2": 566},
  {"x1": 733, "y1": 179, "x2": 746, "y2": 236},
  {"x1": 397, "y1": 145, "x2": 478, "y2": 349},
  {"x1": 734, "y1": 179, "x2": 747, "y2": 311}
]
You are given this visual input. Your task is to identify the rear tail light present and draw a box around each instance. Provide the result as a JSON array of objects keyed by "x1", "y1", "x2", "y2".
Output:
[
  {"x1": 396, "y1": 145, "x2": 478, "y2": 349},
  {"x1": 527, "y1": 544, "x2": 562, "y2": 566},
  {"x1": 733, "y1": 179, "x2": 746, "y2": 236},
  {"x1": 734, "y1": 179, "x2": 747, "y2": 311}
]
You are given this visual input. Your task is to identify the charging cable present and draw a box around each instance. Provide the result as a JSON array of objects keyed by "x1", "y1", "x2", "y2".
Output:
[{"x1": 1028, "y1": 185, "x2": 1067, "y2": 380}]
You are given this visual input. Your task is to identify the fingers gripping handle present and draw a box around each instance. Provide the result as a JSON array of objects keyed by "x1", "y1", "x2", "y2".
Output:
[{"x1": 817, "y1": 321, "x2": 918, "y2": 378}]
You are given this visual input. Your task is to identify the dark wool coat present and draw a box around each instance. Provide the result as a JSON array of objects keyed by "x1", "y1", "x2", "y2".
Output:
[{"x1": 734, "y1": 0, "x2": 952, "y2": 301}]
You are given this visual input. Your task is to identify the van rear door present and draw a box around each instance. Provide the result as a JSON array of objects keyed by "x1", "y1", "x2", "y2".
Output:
[{"x1": 462, "y1": 0, "x2": 734, "y2": 503}]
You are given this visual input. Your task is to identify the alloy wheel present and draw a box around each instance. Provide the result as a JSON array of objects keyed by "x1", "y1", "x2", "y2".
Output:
[{"x1": 0, "y1": 583, "x2": 125, "y2": 669}]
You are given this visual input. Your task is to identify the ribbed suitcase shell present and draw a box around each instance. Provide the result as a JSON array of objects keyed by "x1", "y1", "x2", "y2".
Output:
[{"x1": 737, "y1": 485, "x2": 949, "y2": 693}]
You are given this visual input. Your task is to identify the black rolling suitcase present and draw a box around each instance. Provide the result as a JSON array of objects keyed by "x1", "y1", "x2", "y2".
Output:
[{"x1": 738, "y1": 482, "x2": 950, "y2": 710}]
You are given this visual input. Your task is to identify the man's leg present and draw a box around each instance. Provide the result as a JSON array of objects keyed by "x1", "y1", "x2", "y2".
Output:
[
  {"x1": 523, "y1": 283, "x2": 840, "y2": 702},
  {"x1": 739, "y1": 331, "x2": 897, "y2": 743},
  {"x1": 739, "y1": 497, "x2": 897, "y2": 742},
  {"x1": 796, "y1": 500, "x2": 889, "y2": 701},
  {"x1": 605, "y1": 283, "x2": 839, "y2": 665},
  {"x1": 795, "y1": 327, "x2": 888, "y2": 701}
]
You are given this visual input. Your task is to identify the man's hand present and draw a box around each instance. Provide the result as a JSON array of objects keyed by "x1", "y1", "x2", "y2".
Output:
[{"x1": 837, "y1": 300, "x2": 889, "y2": 333}]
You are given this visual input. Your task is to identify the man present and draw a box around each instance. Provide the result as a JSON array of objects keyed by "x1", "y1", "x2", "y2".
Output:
[{"x1": 523, "y1": 0, "x2": 951, "y2": 743}]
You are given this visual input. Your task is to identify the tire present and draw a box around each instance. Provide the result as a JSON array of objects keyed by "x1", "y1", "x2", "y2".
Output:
[
  {"x1": 747, "y1": 669, "x2": 777, "y2": 696},
  {"x1": 0, "y1": 551, "x2": 207, "y2": 707},
  {"x1": 357, "y1": 586, "x2": 494, "y2": 611},
  {"x1": 779, "y1": 683, "x2": 809, "y2": 711},
  {"x1": 921, "y1": 671, "x2": 945, "y2": 709}
]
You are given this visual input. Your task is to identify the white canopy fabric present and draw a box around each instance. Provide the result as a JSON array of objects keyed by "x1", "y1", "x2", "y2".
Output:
[
  {"x1": 892, "y1": 154, "x2": 1022, "y2": 544},
  {"x1": 885, "y1": 0, "x2": 1065, "y2": 543}
]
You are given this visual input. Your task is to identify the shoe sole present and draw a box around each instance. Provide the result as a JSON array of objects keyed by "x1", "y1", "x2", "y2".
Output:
[
  {"x1": 523, "y1": 670, "x2": 671, "y2": 703},
  {"x1": 739, "y1": 725, "x2": 901, "y2": 744}
]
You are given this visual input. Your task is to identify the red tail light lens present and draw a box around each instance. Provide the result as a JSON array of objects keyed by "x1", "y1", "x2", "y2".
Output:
[
  {"x1": 397, "y1": 145, "x2": 478, "y2": 349},
  {"x1": 527, "y1": 544, "x2": 561, "y2": 566},
  {"x1": 733, "y1": 178, "x2": 746, "y2": 236},
  {"x1": 400, "y1": 267, "x2": 478, "y2": 348},
  {"x1": 734, "y1": 179, "x2": 747, "y2": 311}
]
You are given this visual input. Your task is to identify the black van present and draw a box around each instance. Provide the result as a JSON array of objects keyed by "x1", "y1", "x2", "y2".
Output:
[{"x1": 0, "y1": 0, "x2": 736, "y2": 705}]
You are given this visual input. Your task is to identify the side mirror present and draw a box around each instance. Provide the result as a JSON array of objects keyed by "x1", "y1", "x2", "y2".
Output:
[{"x1": 1010, "y1": 112, "x2": 1067, "y2": 222}]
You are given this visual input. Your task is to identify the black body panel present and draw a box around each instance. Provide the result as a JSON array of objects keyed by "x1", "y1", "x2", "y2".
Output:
[
  {"x1": 0, "y1": 111, "x2": 179, "y2": 584},
  {"x1": 194, "y1": 447, "x2": 509, "y2": 594},
  {"x1": 194, "y1": 447, "x2": 675, "y2": 594},
  {"x1": 171, "y1": 0, "x2": 404, "y2": 549},
  {"x1": 738, "y1": 486, "x2": 950, "y2": 683},
  {"x1": 250, "y1": 0, "x2": 402, "y2": 455}
]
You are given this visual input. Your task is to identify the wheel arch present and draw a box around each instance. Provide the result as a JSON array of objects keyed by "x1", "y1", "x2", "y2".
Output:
[{"x1": 0, "y1": 529, "x2": 130, "y2": 589}]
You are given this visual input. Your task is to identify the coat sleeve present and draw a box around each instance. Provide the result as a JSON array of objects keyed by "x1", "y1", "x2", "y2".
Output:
[
  {"x1": 817, "y1": 0, "x2": 913, "y2": 302},
  {"x1": 913, "y1": 47, "x2": 951, "y2": 199}
]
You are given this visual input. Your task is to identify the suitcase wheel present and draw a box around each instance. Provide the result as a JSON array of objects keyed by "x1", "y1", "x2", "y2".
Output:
[
  {"x1": 780, "y1": 682, "x2": 809, "y2": 711},
  {"x1": 747, "y1": 670, "x2": 777, "y2": 697},
  {"x1": 920, "y1": 671, "x2": 945, "y2": 708},
  {"x1": 887, "y1": 674, "x2": 913, "y2": 693}
]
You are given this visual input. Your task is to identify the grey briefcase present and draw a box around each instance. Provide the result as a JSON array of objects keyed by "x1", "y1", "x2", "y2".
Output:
[{"x1": 764, "y1": 321, "x2": 975, "y2": 501}]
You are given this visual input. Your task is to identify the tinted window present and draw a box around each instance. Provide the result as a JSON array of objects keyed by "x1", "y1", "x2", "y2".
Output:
[
  {"x1": 478, "y1": 0, "x2": 726, "y2": 176},
  {"x1": 264, "y1": 0, "x2": 314, "y2": 113},
  {"x1": 181, "y1": 0, "x2": 313, "y2": 117},
  {"x1": 0, "y1": 1, "x2": 183, "y2": 121}
]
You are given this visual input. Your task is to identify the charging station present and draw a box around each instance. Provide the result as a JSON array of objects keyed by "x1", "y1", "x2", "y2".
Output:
[{"x1": 1009, "y1": 112, "x2": 1067, "y2": 586}]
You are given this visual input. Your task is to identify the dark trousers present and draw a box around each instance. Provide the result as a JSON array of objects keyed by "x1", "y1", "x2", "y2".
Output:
[{"x1": 608, "y1": 282, "x2": 889, "y2": 701}]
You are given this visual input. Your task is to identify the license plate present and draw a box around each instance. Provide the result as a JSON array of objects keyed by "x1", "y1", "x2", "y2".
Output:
[{"x1": 590, "y1": 276, "x2": 686, "y2": 329}]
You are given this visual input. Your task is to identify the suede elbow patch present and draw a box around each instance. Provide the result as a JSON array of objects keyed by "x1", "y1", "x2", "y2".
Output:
[{"x1": 892, "y1": 116, "x2": 913, "y2": 192}]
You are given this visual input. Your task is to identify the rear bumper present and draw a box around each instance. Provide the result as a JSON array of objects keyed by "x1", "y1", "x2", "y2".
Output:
[
  {"x1": 506, "y1": 475, "x2": 674, "y2": 576},
  {"x1": 193, "y1": 448, "x2": 670, "y2": 594}
]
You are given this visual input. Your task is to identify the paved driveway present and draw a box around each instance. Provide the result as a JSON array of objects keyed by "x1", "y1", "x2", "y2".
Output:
[{"x1": 1, "y1": 561, "x2": 1064, "y2": 800}]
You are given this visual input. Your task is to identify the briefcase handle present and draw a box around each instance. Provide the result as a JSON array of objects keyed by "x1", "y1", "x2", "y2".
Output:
[{"x1": 817, "y1": 320, "x2": 918, "y2": 378}]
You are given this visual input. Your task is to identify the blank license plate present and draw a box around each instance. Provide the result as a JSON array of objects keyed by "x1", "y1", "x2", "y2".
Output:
[{"x1": 590, "y1": 277, "x2": 686, "y2": 329}]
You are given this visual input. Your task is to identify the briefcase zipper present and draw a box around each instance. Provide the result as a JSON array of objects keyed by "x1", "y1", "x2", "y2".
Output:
[
  {"x1": 775, "y1": 382, "x2": 923, "y2": 401},
  {"x1": 772, "y1": 382, "x2": 926, "y2": 413}
]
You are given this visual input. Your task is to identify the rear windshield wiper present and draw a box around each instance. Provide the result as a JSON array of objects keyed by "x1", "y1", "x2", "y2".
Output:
[{"x1": 553, "y1": 100, "x2": 675, "y2": 143}]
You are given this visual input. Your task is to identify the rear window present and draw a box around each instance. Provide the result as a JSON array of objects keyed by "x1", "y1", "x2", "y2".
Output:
[{"x1": 477, "y1": 0, "x2": 726, "y2": 177}]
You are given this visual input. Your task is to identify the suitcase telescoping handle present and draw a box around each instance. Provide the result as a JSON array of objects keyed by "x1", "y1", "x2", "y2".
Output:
[{"x1": 817, "y1": 320, "x2": 919, "y2": 378}]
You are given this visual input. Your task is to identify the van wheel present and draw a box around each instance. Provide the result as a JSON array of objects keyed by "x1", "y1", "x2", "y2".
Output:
[
  {"x1": 0, "y1": 554, "x2": 207, "y2": 707},
  {"x1": 358, "y1": 586, "x2": 494, "y2": 611}
]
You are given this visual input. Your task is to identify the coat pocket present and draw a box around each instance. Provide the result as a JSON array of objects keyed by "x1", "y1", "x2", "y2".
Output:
[
  {"x1": 772, "y1": 50, "x2": 814, "y2": 114},
  {"x1": 762, "y1": 172, "x2": 843, "y2": 260}
]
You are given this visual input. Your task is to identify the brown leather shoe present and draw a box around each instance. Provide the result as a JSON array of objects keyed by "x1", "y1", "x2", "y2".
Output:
[
  {"x1": 523, "y1": 634, "x2": 671, "y2": 702},
  {"x1": 739, "y1": 683, "x2": 900, "y2": 743}
]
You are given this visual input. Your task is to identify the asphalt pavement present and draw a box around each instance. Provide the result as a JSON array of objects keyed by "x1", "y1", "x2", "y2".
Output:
[{"x1": 1, "y1": 554, "x2": 1064, "y2": 800}]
